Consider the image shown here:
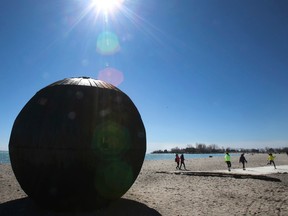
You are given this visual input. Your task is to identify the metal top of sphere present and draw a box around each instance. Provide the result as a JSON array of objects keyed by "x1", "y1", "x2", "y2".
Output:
[{"x1": 47, "y1": 77, "x2": 120, "y2": 91}]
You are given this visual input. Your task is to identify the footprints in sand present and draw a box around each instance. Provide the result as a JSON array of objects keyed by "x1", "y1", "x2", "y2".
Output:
[{"x1": 245, "y1": 189, "x2": 288, "y2": 215}]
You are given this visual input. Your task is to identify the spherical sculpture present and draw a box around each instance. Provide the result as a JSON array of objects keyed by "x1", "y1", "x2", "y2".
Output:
[{"x1": 9, "y1": 77, "x2": 146, "y2": 210}]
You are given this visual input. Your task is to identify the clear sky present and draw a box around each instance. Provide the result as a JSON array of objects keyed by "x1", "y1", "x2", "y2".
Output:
[{"x1": 1, "y1": 0, "x2": 288, "y2": 153}]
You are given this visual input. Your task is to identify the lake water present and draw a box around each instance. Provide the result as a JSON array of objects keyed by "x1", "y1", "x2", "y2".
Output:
[
  {"x1": 0, "y1": 151, "x2": 240, "y2": 164},
  {"x1": 0, "y1": 151, "x2": 10, "y2": 164}
]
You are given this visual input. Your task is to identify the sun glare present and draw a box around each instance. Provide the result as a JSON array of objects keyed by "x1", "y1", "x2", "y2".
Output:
[{"x1": 91, "y1": 0, "x2": 124, "y2": 14}]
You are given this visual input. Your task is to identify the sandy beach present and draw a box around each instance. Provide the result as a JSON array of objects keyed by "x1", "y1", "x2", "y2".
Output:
[{"x1": 1, "y1": 153, "x2": 288, "y2": 215}]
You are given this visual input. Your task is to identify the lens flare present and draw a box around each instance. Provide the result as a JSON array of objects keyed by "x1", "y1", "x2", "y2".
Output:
[
  {"x1": 96, "y1": 31, "x2": 120, "y2": 55},
  {"x1": 98, "y1": 67, "x2": 124, "y2": 86},
  {"x1": 92, "y1": 121, "x2": 131, "y2": 155}
]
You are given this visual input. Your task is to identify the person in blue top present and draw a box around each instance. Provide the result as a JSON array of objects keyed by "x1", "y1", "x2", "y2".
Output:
[{"x1": 225, "y1": 152, "x2": 231, "y2": 171}]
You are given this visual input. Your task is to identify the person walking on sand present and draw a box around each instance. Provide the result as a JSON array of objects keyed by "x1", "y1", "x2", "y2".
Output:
[
  {"x1": 239, "y1": 153, "x2": 247, "y2": 170},
  {"x1": 179, "y1": 154, "x2": 187, "y2": 170},
  {"x1": 225, "y1": 152, "x2": 231, "y2": 171},
  {"x1": 267, "y1": 153, "x2": 276, "y2": 169},
  {"x1": 175, "y1": 154, "x2": 180, "y2": 170}
]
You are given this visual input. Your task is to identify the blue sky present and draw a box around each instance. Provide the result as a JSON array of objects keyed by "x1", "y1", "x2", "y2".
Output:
[{"x1": 1, "y1": 0, "x2": 288, "y2": 152}]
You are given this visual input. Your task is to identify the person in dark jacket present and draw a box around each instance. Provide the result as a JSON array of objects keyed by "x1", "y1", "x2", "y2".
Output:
[
  {"x1": 179, "y1": 154, "x2": 187, "y2": 170},
  {"x1": 239, "y1": 153, "x2": 247, "y2": 170}
]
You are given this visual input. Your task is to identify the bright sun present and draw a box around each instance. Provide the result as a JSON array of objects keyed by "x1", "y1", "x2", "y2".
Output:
[{"x1": 91, "y1": 0, "x2": 124, "y2": 14}]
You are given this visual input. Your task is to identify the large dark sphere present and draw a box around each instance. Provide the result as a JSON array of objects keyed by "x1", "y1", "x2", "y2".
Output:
[{"x1": 9, "y1": 77, "x2": 146, "y2": 210}]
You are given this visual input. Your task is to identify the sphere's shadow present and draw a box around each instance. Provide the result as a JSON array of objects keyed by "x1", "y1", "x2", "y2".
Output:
[{"x1": 0, "y1": 197, "x2": 161, "y2": 216}]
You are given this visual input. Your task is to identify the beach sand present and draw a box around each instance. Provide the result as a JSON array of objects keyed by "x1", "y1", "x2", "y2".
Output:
[{"x1": 1, "y1": 153, "x2": 288, "y2": 215}]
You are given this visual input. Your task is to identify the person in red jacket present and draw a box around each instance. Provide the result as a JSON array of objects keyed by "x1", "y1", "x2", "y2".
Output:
[{"x1": 175, "y1": 154, "x2": 180, "y2": 170}]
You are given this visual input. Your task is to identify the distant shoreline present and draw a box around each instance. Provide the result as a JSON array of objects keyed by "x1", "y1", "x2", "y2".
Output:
[
  {"x1": 1, "y1": 152, "x2": 240, "y2": 164},
  {"x1": 2, "y1": 151, "x2": 286, "y2": 164}
]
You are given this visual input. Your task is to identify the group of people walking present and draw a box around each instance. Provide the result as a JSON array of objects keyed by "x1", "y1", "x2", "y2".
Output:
[
  {"x1": 224, "y1": 152, "x2": 277, "y2": 171},
  {"x1": 175, "y1": 153, "x2": 186, "y2": 170},
  {"x1": 224, "y1": 152, "x2": 248, "y2": 171},
  {"x1": 174, "y1": 152, "x2": 278, "y2": 171}
]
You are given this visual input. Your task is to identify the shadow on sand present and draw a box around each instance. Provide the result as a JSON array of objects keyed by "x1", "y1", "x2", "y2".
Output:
[
  {"x1": 0, "y1": 197, "x2": 161, "y2": 216},
  {"x1": 157, "y1": 171, "x2": 281, "y2": 182}
]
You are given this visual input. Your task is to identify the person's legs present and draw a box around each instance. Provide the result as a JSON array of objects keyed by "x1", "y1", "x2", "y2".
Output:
[
  {"x1": 272, "y1": 160, "x2": 276, "y2": 169},
  {"x1": 227, "y1": 161, "x2": 231, "y2": 171},
  {"x1": 242, "y1": 162, "x2": 245, "y2": 170}
]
